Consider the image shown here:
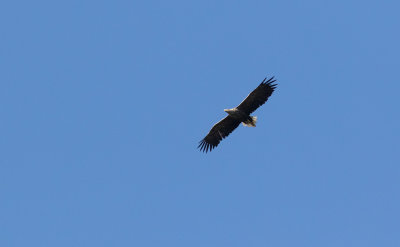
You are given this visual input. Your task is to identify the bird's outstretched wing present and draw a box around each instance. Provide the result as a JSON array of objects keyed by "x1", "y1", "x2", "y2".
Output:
[
  {"x1": 237, "y1": 77, "x2": 277, "y2": 114},
  {"x1": 198, "y1": 116, "x2": 241, "y2": 153}
]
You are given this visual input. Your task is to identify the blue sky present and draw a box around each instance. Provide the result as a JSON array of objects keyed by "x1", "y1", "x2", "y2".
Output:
[{"x1": 1, "y1": 0, "x2": 399, "y2": 246}]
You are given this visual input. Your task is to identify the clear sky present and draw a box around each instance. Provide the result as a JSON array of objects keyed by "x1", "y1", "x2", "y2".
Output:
[{"x1": 1, "y1": 0, "x2": 399, "y2": 246}]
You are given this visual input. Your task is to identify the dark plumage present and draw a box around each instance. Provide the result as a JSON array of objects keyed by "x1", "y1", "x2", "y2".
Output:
[{"x1": 198, "y1": 77, "x2": 277, "y2": 153}]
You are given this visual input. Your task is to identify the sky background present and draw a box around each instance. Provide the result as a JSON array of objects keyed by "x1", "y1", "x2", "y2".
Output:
[{"x1": 1, "y1": 0, "x2": 399, "y2": 246}]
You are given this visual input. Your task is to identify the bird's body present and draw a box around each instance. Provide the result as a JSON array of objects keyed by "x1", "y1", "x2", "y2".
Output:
[
  {"x1": 224, "y1": 108, "x2": 257, "y2": 127},
  {"x1": 198, "y1": 77, "x2": 277, "y2": 153}
]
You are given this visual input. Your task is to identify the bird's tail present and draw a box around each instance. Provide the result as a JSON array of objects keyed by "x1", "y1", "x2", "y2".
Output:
[{"x1": 242, "y1": 116, "x2": 257, "y2": 127}]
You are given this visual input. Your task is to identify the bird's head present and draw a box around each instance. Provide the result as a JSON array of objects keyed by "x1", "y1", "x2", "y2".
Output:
[{"x1": 224, "y1": 108, "x2": 234, "y2": 114}]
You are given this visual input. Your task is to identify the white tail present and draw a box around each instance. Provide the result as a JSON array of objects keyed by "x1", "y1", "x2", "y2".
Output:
[{"x1": 242, "y1": 116, "x2": 257, "y2": 127}]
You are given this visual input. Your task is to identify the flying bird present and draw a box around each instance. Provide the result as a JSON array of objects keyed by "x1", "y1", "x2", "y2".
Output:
[{"x1": 198, "y1": 77, "x2": 277, "y2": 153}]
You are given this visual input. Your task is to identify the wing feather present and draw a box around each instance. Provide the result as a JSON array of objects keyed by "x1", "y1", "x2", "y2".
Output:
[
  {"x1": 198, "y1": 116, "x2": 241, "y2": 153},
  {"x1": 237, "y1": 77, "x2": 277, "y2": 114}
]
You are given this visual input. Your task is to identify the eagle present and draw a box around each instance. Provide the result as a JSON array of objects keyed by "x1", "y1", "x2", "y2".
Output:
[{"x1": 198, "y1": 77, "x2": 277, "y2": 153}]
